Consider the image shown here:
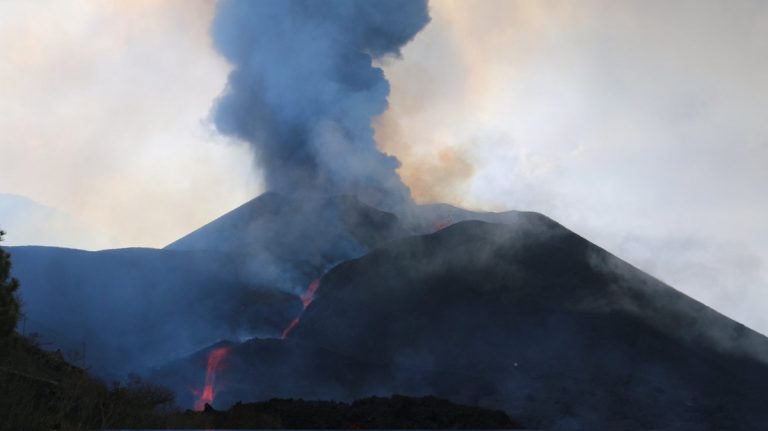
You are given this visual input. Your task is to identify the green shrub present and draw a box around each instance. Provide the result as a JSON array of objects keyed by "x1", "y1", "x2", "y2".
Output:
[{"x1": 0, "y1": 230, "x2": 20, "y2": 344}]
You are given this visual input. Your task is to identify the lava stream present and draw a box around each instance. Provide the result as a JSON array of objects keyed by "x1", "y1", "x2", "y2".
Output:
[
  {"x1": 300, "y1": 278, "x2": 321, "y2": 307},
  {"x1": 281, "y1": 317, "x2": 300, "y2": 339},
  {"x1": 282, "y1": 278, "x2": 321, "y2": 339},
  {"x1": 193, "y1": 346, "x2": 230, "y2": 411}
]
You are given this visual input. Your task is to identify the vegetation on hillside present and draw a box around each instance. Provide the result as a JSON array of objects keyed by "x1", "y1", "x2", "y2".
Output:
[
  {"x1": 0, "y1": 231, "x2": 174, "y2": 430},
  {"x1": 0, "y1": 231, "x2": 20, "y2": 345}
]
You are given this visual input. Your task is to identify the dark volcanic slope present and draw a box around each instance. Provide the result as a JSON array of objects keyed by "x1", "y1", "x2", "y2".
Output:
[
  {"x1": 182, "y1": 217, "x2": 768, "y2": 430},
  {"x1": 298, "y1": 219, "x2": 768, "y2": 429},
  {"x1": 301, "y1": 217, "x2": 768, "y2": 361}
]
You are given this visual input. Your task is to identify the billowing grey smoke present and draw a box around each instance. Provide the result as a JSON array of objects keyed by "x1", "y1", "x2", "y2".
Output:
[{"x1": 211, "y1": 0, "x2": 430, "y2": 209}]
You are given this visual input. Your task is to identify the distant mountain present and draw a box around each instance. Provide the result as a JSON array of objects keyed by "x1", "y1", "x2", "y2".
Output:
[
  {"x1": 0, "y1": 193, "x2": 111, "y2": 249},
  {"x1": 154, "y1": 218, "x2": 768, "y2": 430}
]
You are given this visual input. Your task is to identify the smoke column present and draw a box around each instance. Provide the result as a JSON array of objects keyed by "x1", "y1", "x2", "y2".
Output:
[{"x1": 210, "y1": 0, "x2": 430, "y2": 210}]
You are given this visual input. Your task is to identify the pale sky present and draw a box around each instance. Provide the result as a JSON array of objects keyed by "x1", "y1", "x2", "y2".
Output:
[
  {"x1": 0, "y1": 0, "x2": 260, "y2": 249},
  {"x1": 1, "y1": 1, "x2": 767, "y2": 335}
]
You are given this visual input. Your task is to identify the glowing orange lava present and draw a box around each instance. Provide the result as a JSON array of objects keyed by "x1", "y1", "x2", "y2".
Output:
[
  {"x1": 432, "y1": 216, "x2": 455, "y2": 232},
  {"x1": 432, "y1": 220, "x2": 451, "y2": 231},
  {"x1": 281, "y1": 317, "x2": 300, "y2": 338},
  {"x1": 300, "y1": 278, "x2": 321, "y2": 307},
  {"x1": 281, "y1": 278, "x2": 321, "y2": 339},
  {"x1": 193, "y1": 346, "x2": 230, "y2": 411}
]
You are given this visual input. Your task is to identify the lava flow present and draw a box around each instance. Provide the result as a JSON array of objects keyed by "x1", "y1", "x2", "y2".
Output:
[
  {"x1": 281, "y1": 278, "x2": 321, "y2": 339},
  {"x1": 192, "y1": 346, "x2": 230, "y2": 411}
]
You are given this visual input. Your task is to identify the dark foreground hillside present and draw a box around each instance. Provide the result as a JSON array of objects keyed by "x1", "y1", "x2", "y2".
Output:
[
  {"x1": 0, "y1": 334, "x2": 176, "y2": 430},
  {"x1": 167, "y1": 395, "x2": 520, "y2": 429},
  {"x1": 1, "y1": 337, "x2": 519, "y2": 430}
]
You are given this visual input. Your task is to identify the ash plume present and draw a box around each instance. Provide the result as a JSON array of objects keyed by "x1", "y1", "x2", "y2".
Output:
[{"x1": 210, "y1": 0, "x2": 430, "y2": 209}]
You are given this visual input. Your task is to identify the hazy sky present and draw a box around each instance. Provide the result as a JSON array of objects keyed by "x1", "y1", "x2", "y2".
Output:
[
  {"x1": 0, "y1": 0, "x2": 260, "y2": 249},
  {"x1": 1, "y1": 1, "x2": 767, "y2": 334}
]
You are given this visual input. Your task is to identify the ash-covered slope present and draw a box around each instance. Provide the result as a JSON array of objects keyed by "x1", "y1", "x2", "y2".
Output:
[
  {"x1": 160, "y1": 217, "x2": 768, "y2": 430},
  {"x1": 166, "y1": 192, "x2": 409, "y2": 252},
  {"x1": 163, "y1": 191, "x2": 538, "y2": 289},
  {"x1": 165, "y1": 192, "x2": 409, "y2": 287}
]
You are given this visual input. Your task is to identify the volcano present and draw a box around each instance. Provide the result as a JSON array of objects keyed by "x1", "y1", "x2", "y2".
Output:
[
  {"x1": 150, "y1": 194, "x2": 768, "y2": 430},
  {"x1": 11, "y1": 192, "x2": 768, "y2": 429}
]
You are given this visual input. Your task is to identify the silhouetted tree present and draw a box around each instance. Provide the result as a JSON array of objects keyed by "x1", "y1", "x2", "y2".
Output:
[{"x1": 0, "y1": 230, "x2": 20, "y2": 343}]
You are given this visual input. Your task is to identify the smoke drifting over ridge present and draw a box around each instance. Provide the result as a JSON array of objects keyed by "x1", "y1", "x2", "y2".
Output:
[{"x1": 210, "y1": 0, "x2": 430, "y2": 209}]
